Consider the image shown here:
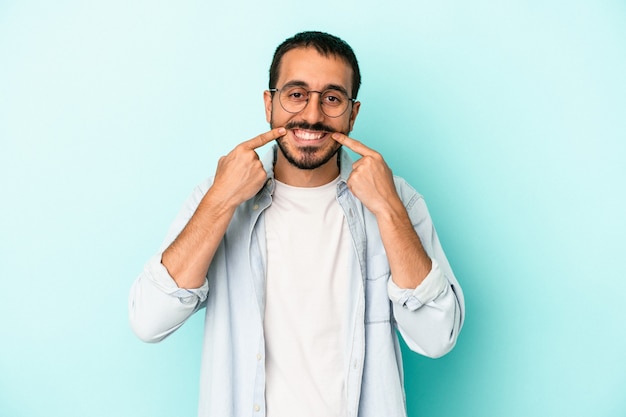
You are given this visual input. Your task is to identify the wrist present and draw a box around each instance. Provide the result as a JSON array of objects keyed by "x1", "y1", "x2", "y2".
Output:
[
  {"x1": 372, "y1": 195, "x2": 406, "y2": 222},
  {"x1": 204, "y1": 184, "x2": 243, "y2": 214}
]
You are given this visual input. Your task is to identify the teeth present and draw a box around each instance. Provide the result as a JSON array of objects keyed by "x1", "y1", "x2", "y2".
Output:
[{"x1": 293, "y1": 129, "x2": 325, "y2": 141}]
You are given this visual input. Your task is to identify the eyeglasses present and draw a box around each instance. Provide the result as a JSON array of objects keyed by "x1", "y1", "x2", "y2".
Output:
[{"x1": 269, "y1": 85, "x2": 356, "y2": 118}]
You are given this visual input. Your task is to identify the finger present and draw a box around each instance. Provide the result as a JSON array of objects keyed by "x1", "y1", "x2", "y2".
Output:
[
  {"x1": 241, "y1": 127, "x2": 286, "y2": 149},
  {"x1": 331, "y1": 132, "x2": 377, "y2": 157}
]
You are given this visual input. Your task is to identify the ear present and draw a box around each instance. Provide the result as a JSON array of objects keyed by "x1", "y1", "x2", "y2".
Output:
[
  {"x1": 264, "y1": 90, "x2": 273, "y2": 123},
  {"x1": 348, "y1": 100, "x2": 361, "y2": 132}
]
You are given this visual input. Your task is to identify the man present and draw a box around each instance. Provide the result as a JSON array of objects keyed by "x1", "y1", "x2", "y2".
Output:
[{"x1": 129, "y1": 31, "x2": 464, "y2": 417}]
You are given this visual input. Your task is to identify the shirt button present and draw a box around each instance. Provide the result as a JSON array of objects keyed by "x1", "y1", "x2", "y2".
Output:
[
  {"x1": 254, "y1": 404, "x2": 260, "y2": 412},
  {"x1": 252, "y1": 204, "x2": 259, "y2": 210},
  {"x1": 256, "y1": 353, "x2": 262, "y2": 361}
]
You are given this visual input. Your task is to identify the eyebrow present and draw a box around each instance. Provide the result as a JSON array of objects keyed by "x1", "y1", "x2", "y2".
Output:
[{"x1": 282, "y1": 80, "x2": 350, "y2": 97}]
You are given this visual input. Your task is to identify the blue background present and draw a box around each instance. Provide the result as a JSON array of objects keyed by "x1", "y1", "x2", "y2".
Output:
[{"x1": 1, "y1": 1, "x2": 625, "y2": 416}]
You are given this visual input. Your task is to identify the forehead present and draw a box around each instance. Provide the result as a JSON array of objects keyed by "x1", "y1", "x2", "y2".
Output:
[{"x1": 276, "y1": 47, "x2": 353, "y2": 92}]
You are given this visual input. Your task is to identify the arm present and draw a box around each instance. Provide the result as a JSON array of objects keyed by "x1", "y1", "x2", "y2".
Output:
[
  {"x1": 129, "y1": 128, "x2": 286, "y2": 342},
  {"x1": 387, "y1": 189, "x2": 464, "y2": 358},
  {"x1": 331, "y1": 133, "x2": 465, "y2": 357},
  {"x1": 164, "y1": 127, "x2": 286, "y2": 288}
]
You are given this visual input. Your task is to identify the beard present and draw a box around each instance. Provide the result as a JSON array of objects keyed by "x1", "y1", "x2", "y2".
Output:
[{"x1": 273, "y1": 120, "x2": 345, "y2": 170}]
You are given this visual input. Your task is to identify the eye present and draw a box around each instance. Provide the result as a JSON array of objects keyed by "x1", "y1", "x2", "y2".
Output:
[
  {"x1": 322, "y1": 91, "x2": 345, "y2": 106},
  {"x1": 284, "y1": 87, "x2": 308, "y2": 102}
]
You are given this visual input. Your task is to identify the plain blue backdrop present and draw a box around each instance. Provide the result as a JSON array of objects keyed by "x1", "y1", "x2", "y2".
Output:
[{"x1": 1, "y1": 1, "x2": 625, "y2": 416}]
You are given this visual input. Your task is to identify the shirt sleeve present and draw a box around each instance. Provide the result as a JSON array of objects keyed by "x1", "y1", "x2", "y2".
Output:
[
  {"x1": 128, "y1": 180, "x2": 212, "y2": 343},
  {"x1": 388, "y1": 178, "x2": 465, "y2": 358}
]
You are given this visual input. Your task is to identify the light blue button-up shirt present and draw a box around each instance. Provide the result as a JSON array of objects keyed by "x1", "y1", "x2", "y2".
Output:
[{"x1": 129, "y1": 146, "x2": 464, "y2": 417}]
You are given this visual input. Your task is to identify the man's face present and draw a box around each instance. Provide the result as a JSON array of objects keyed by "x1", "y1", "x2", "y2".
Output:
[{"x1": 264, "y1": 47, "x2": 360, "y2": 170}]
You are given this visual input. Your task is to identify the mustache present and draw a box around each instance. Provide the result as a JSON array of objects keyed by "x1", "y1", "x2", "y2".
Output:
[{"x1": 285, "y1": 121, "x2": 336, "y2": 133}]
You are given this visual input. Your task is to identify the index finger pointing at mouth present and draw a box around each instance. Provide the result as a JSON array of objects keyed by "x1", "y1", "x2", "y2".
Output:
[
  {"x1": 331, "y1": 132, "x2": 375, "y2": 156},
  {"x1": 242, "y1": 127, "x2": 286, "y2": 149}
]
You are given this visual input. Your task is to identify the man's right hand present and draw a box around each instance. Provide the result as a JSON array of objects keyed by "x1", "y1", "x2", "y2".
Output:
[{"x1": 209, "y1": 127, "x2": 286, "y2": 208}]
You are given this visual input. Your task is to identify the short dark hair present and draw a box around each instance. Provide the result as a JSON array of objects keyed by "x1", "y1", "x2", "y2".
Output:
[{"x1": 269, "y1": 31, "x2": 361, "y2": 99}]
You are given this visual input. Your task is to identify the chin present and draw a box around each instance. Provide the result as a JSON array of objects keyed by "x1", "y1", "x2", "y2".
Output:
[{"x1": 276, "y1": 138, "x2": 341, "y2": 170}]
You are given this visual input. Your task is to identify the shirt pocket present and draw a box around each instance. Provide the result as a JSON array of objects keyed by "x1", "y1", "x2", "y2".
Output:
[{"x1": 365, "y1": 253, "x2": 392, "y2": 324}]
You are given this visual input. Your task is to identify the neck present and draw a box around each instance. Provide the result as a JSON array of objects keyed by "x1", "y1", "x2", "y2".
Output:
[{"x1": 274, "y1": 151, "x2": 340, "y2": 187}]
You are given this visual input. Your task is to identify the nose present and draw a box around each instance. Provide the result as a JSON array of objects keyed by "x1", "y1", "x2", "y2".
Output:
[{"x1": 299, "y1": 91, "x2": 325, "y2": 124}]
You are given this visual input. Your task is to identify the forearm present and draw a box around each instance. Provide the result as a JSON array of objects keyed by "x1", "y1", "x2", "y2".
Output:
[
  {"x1": 383, "y1": 188, "x2": 465, "y2": 358},
  {"x1": 162, "y1": 188, "x2": 237, "y2": 289},
  {"x1": 379, "y1": 206, "x2": 463, "y2": 358},
  {"x1": 129, "y1": 181, "x2": 213, "y2": 343},
  {"x1": 375, "y1": 196, "x2": 432, "y2": 288}
]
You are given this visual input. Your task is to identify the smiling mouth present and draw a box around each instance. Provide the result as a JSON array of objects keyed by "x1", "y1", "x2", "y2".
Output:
[{"x1": 291, "y1": 128, "x2": 330, "y2": 141}]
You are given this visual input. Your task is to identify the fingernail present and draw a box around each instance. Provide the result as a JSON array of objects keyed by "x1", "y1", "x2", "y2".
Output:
[
  {"x1": 278, "y1": 128, "x2": 286, "y2": 134},
  {"x1": 331, "y1": 133, "x2": 338, "y2": 139}
]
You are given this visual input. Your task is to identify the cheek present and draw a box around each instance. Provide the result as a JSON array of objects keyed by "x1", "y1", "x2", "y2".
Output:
[
  {"x1": 343, "y1": 117, "x2": 354, "y2": 134},
  {"x1": 270, "y1": 110, "x2": 297, "y2": 129}
]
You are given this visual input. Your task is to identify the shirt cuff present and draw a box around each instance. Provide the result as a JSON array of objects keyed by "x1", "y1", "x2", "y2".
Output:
[
  {"x1": 387, "y1": 258, "x2": 448, "y2": 311},
  {"x1": 145, "y1": 253, "x2": 209, "y2": 303}
]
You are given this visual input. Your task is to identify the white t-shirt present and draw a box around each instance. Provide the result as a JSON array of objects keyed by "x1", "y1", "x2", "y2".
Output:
[{"x1": 264, "y1": 176, "x2": 351, "y2": 417}]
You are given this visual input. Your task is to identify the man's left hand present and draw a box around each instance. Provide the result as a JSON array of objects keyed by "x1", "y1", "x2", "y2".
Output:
[{"x1": 331, "y1": 132, "x2": 401, "y2": 216}]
